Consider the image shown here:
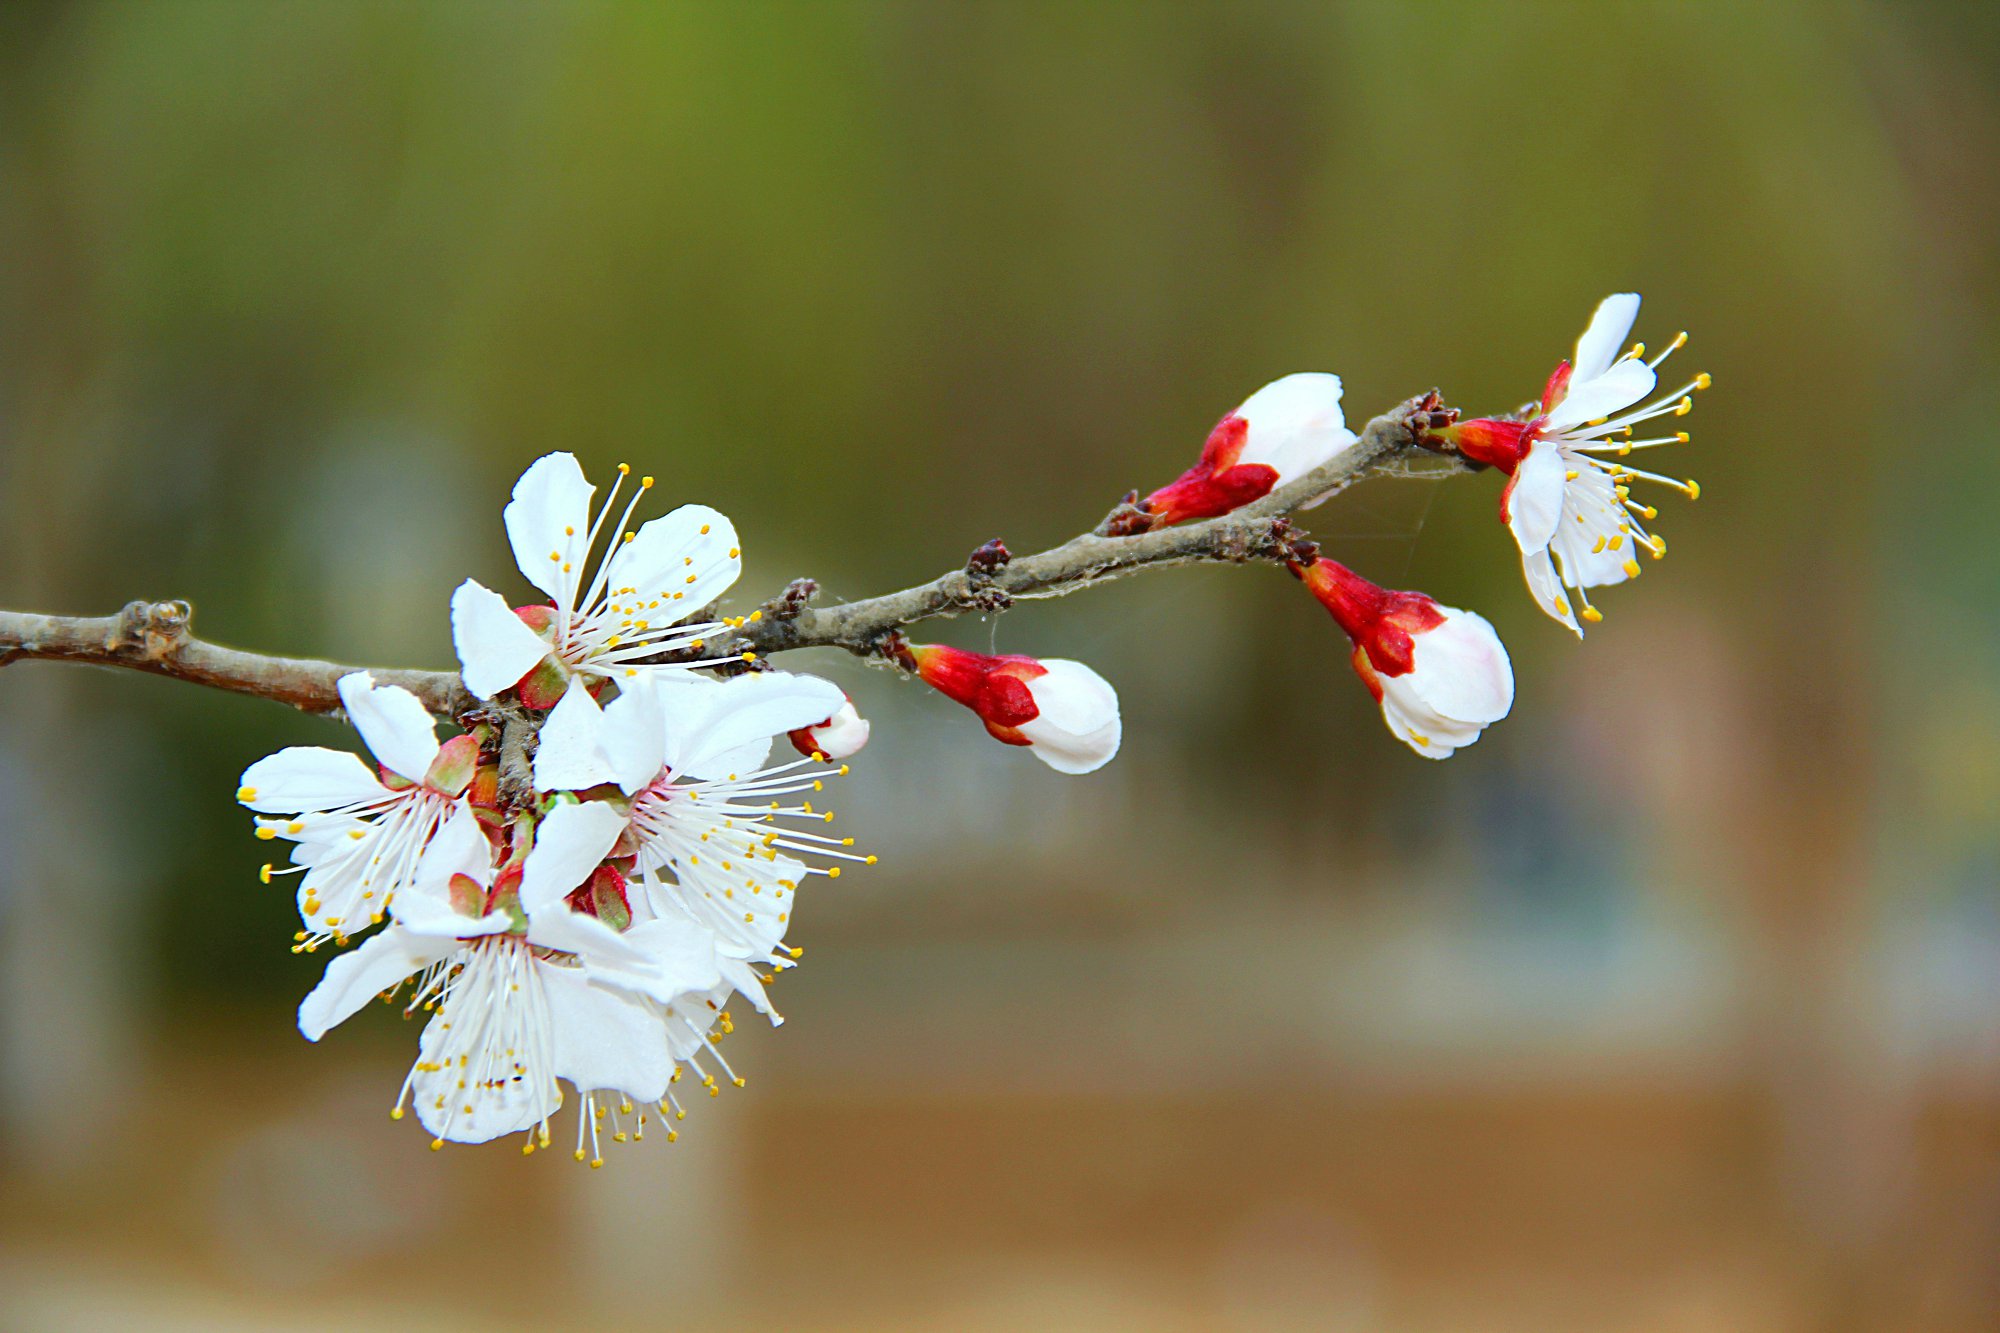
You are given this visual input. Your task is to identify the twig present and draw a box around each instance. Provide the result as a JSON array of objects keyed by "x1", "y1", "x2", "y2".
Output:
[
  {"x1": 727, "y1": 398, "x2": 1452, "y2": 659},
  {"x1": 0, "y1": 394, "x2": 1465, "y2": 717},
  {"x1": 0, "y1": 599, "x2": 469, "y2": 716}
]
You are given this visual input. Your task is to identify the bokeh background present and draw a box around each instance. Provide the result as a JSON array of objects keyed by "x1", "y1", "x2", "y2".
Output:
[{"x1": 1, "y1": 2, "x2": 1995, "y2": 1329}]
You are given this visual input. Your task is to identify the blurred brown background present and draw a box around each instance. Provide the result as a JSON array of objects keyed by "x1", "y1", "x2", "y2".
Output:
[{"x1": 2, "y1": 2, "x2": 1996, "y2": 1329}]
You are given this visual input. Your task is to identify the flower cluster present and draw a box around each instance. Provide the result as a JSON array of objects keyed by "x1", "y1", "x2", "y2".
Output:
[
  {"x1": 235, "y1": 291, "x2": 1706, "y2": 1162},
  {"x1": 1135, "y1": 292, "x2": 1705, "y2": 757},
  {"x1": 243, "y1": 455, "x2": 871, "y2": 1161}
]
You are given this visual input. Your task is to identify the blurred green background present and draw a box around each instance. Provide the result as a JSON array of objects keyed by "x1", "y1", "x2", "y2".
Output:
[{"x1": 2, "y1": 2, "x2": 1996, "y2": 1329}]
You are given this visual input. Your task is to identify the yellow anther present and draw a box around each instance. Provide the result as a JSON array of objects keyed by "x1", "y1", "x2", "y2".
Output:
[
  {"x1": 564, "y1": 525, "x2": 575, "y2": 536},
  {"x1": 617, "y1": 462, "x2": 631, "y2": 475},
  {"x1": 865, "y1": 855, "x2": 879, "y2": 865},
  {"x1": 1581, "y1": 607, "x2": 1604, "y2": 624},
  {"x1": 741, "y1": 652, "x2": 757, "y2": 662},
  {"x1": 255, "y1": 827, "x2": 277, "y2": 841},
  {"x1": 749, "y1": 610, "x2": 763, "y2": 622},
  {"x1": 640, "y1": 475, "x2": 655, "y2": 489},
  {"x1": 430, "y1": 1138, "x2": 444, "y2": 1152},
  {"x1": 1694, "y1": 372, "x2": 1711, "y2": 390},
  {"x1": 728, "y1": 547, "x2": 740, "y2": 559},
  {"x1": 828, "y1": 866, "x2": 842, "y2": 880},
  {"x1": 1685, "y1": 479, "x2": 1701, "y2": 500},
  {"x1": 1674, "y1": 397, "x2": 1693, "y2": 416},
  {"x1": 1675, "y1": 431, "x2": 1690, "y2": 443},
  {"x1": 237, "y1": 786, "x2": 258, "y2": 802},
  {"x1": 1623, "y1": 559, "x2": 1642, "y2": 578},
  {"x1": 259, "y1": 864, "x2": 273, "y2": 883},
  {"x1": 699, "y1": 523, "x2": 710, "y2": 535}
]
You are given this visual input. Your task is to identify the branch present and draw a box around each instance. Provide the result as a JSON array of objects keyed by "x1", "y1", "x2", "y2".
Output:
[
  {"x1": 0, "y1": 393, "x2": 1465, "y2": 715},
  {"x1": 728, "y1": 395, "x2": 1458, "y2": 660},
  {"x1": 0, "y1": 599, "x2": 471, "y2": 716}
]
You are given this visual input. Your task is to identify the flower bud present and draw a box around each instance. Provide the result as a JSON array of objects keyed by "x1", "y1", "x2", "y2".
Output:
[
  {"x1": 1144, "y1": 373, "x2": 1356, "y2": 525},
  {"x1": 909, "y1": 644, "x2": 1121, "y2": 774},
  {"x1": 1293, "y1": 559, "x2": 1513, "y2": 759},
  {"x1": 788, "y1": 696, "x2": 870, "y2": 760}
]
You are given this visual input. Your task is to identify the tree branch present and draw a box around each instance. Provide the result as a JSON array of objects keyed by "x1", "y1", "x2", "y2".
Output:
[
  {"x1": 0, "y1": 599, "x2": 471, "y2": 716},
  {"x1": 726, "y1": 396, "x2": 1457, "y2": 660},
  {"x1": 0, "y1": 394, "x2": 1464, "y2": 716}
]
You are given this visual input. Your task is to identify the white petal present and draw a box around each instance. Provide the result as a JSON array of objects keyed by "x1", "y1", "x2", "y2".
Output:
[
  {"x1": 297, "y1": 926, "x2": 453, "y2": 1041},
  {"x1": 1231, "y1": 372, "x2": 1357, "y2": 482},
  {"x1": 517, "y1": 799, "x2": 629, "y2": 916},
  {"x1": 534, "y1": 679, "x2": 619, "y2": 792},
  {"x1": 337, "y1": 673, "x2": 440, "y2": 784},
  {"x1": 526, "y1": 900, "x2": 655, "y2": 969},
  {"x1": 1017, "y1": 659, "x2": 1122, "y2": 774},
  {"x1": 598, "y1": 676, "x2": 668, "y2": 793},
  {"x1": 802, "y1": 699, "x2": 870, "y2": 759},
  {"x1": 1521, "y1": 548, "x2": 1581, "y2": 636},
  {"x1": 394, "y1": 888, "x2": 514, "y2": 940},
  {"x1": 1545, "y1": 358, "x2": 1656, "y2": 430},
  {"x1": 451, "y1": 578, "x2": 552, "y2": 700},
  {"x1": 411, "y1": 804, "x2": 493, "y2": 897},
  {"x1": 1379, "y1": 689, "x2": 1483, "y2": 759},
  {"x1": 667, "y1": 672, "x2": 845, "y2": 779},
  {"x1": 586, "y1": 914, "x2": 723, "y2": 1005},
  {"x1": 604, "y1": 503, "x2": 742, "y2": 616},
  {"x1": 1571, "y1": 292, "x2": 1641, "y2": 386},
  {"x1": 541, "y1": 965, "x2": 676, "y2": 1104},
  {"x1": 503, "y1": 452, "x2": 595, "y2": 603},
  {"x1": 1504, "y1": 440, "x2": 1567, "y2": 555},
  {"x1": 1404, "y1": 609, "x2": 1514, "y2": 725},
  {"x1": 411, "y1": 996, "x2": 555, "y2": 1144},
  {"x1": 238, "y1": 747, "x2": 384, "y2": 813},
  {"x1": 719, "y1": 955, "x2": 782, "y2": 1022}
]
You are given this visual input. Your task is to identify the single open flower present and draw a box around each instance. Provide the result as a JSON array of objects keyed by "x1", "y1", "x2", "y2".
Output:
[
  {"x1": 1293, "y1": 559, "x2": 1513, "y2": 759},
  {"x1": 1143, "y1": 373, "x2": 1357, "y2": 525},
  {"x1": 451, "y1": 452, "x2": 745, "y2": 703},
  {"x1": 533, "y1": 670, "x2": 868, "y2": 1021},
  {"x1": 789, "y1": 695, "x2": 870, "y2": 760},
  {"x1": 239, "y1": 672, "x2": 476, "y2": 946},
  {"x1": 1437, "y1": 293, "x2": 1707, "y2": 634},
  {"x1": 908, "y1": 644, "x2": 1121, "y2": 774}
]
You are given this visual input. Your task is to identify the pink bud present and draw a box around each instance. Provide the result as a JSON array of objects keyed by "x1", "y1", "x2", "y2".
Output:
[
  {"x1": 789, "y1": 696, "x2": 871, "y2": 760},
  {"x1": 910, "y1": 644, "x2": 1121, "y2": 774},
  {"x1": 1144, "y1": 374, "x2": 1355, "y2": 525}
]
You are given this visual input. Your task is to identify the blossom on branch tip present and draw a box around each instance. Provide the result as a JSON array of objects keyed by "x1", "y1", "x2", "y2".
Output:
[
  {"x1": 451, "y1": 452, "x2": 745, "y2": 703},
  {"x1": 909, "y1": 644, "x2": 1121, "y2": 774},
  {"x1": 1293, "y1": 559, "x2": 1513, "y2": 759},
  {"x1": 789, "y1": 695, "x2": 870, "y2": 760},
  {"x1": 1143, "y1": 373, "x2": 1357, "y2": 525},
  {"x1": 239, "y1": 672, "x2": 474, "y2": 946},
  {"x1": 1435, "y1": 293, "x2": 1708, "y2": 635}
]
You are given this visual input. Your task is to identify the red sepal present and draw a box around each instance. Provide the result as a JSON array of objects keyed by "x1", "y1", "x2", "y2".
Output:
[
  {"x1": 909, "y1": 644, "x2": 1047, "y2": 739},
  {"x1": 1539, "y1": 360, "x2": 1573, "y2": 417},
  {"x1": 1294, "y1": 559, "x2": 1444, "y2": 680},
  {"x1": 1142, "y1": 415, "x2": 1281, "y2": 525},
  {"x1": 1447, "y1": 418, "x2": 1532, "y2": 474}
]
